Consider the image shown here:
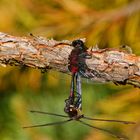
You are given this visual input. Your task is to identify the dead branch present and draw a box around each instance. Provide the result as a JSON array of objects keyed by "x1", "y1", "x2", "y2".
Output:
[{"x1": 0, "y1": 32, "x2": 140, "y2": 87}]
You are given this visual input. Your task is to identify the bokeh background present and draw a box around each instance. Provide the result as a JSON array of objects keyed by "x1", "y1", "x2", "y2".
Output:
[{"x1": 0, "y1": 0, "x2": 140, "y2": 140}]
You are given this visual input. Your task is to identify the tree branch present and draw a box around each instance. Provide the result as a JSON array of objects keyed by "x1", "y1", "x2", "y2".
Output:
[{"x1": 0, "y1": 32, "x2": 140, "y2": 87}]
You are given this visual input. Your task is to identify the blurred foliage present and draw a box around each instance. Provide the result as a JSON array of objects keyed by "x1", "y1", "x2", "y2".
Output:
[{"x1": 0, "y1": 0, "x2": 140, "y2": 140}]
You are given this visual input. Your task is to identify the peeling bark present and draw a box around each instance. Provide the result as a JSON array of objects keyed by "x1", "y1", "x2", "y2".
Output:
[{"x1": 0, "y1": 32, "x2": 140, "y2": 87}]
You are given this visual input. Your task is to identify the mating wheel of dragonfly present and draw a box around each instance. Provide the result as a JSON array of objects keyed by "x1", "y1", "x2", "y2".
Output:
[
  {"x1": 23, "y1": 39, "x2": 136, "y2": 140},
  {"x1": 0, "y1": 32, "x2": 138, "y2": 139}
]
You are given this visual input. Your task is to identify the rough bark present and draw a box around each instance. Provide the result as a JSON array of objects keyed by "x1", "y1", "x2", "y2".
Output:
[{"x1": 0, "y1": 32, "x2": 140, "y2": 87}]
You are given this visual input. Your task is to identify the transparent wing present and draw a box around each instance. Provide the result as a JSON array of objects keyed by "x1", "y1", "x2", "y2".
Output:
[
  {"x1": 30, "y1": 110, "x2": 68, "y2": 118},
  {"x1": 78, "y1": 120, "x2": 129, "y2": 140},
  {"x1": 83, "y1": 116, "x2": 136, "y2": 124},
  {"x1": 23, "y1": 119, "x2": 72, "y2": 128}
]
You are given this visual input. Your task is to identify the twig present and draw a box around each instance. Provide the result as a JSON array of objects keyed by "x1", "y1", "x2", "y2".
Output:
[{"x1": 0, "y1": 32, "x2": 140, "y2": 87}]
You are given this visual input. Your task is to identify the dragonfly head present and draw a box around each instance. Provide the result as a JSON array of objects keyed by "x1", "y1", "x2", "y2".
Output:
[
  {"x1": 64, "y1": 104, "x2": 83, "y2": 120},
  {"x1": 71, "y1": 40, "x2": 86, "y2": 51}
]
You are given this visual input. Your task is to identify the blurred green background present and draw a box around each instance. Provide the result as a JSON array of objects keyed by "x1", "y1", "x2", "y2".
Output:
[{"x1": 0, "y1": 0, "x2": 140, "y2": 140}]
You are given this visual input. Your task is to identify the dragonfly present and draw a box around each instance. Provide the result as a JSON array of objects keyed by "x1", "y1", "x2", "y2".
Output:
[
  {"x1": 31, "y1": 34, "x2": 140, "y2": 88},
  {"x1": 23, "y1": 40, "x2": 135, "y2": 139},
  {"x1": 32, "y1": 35, "x2": 94, "y2": 82},
  {"x1": 23, "y1": 72, "x2": 135, "y2": 139}
]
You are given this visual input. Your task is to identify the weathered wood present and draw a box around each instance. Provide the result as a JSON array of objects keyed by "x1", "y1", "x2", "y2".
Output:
[
  {"x1": 0, "y1": 32, "x2": 140, "y2": 87},
  {"x1": 86, "y1": 48, "x2": 140, "y2": 87}
]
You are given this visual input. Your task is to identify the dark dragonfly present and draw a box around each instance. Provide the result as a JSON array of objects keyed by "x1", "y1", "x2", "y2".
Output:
[
  {"x1": 23, "y1": 51, "x2": 135, "y2": 139},
  {"x1": 68, "y1": 40, "x2": 91, "y2": 75}
]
